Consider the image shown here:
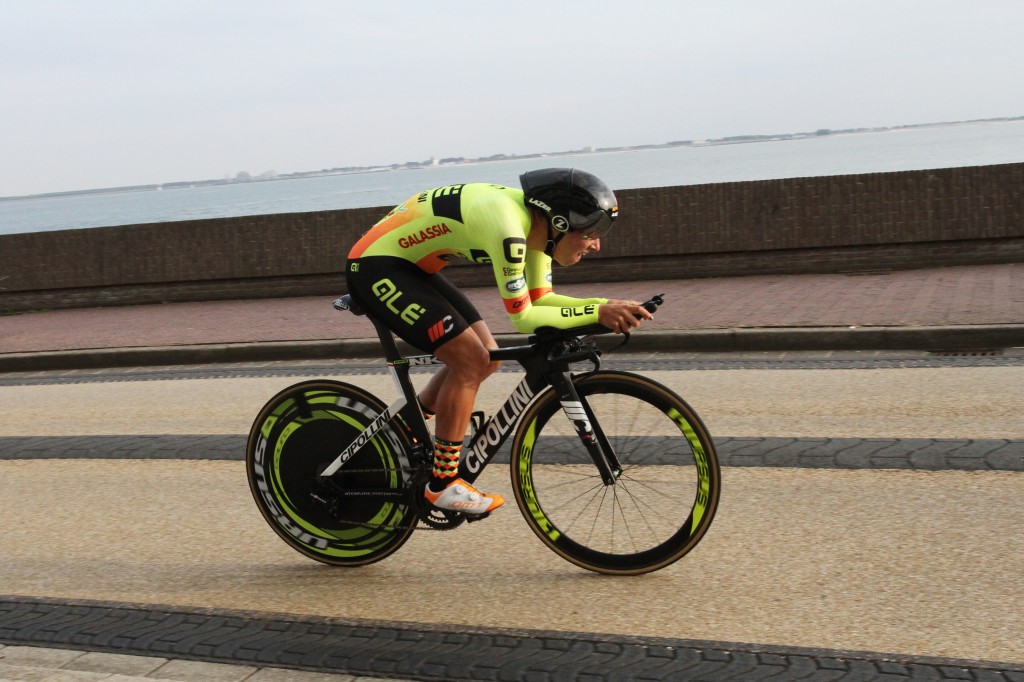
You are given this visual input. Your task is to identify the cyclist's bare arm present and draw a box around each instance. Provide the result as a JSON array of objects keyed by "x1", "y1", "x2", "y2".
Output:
[{"x1": 598, "y1": 301, "x2": 653, "y2": 333}]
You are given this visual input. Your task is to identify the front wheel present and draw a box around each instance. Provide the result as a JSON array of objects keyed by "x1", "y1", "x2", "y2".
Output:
[
  {"x1": 246, "y1": 380, "x2": 416, "y2": 566},
  {"x1": 510, "y1": 371, "x2": 721, "y2": 575}
]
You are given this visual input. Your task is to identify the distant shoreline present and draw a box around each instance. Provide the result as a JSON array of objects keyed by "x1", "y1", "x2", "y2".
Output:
[{"x1": 3, "y1": 116, "x2": 1021, "y2": 202}]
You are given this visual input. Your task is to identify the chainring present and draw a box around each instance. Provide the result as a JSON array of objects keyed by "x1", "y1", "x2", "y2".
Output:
[
  {"x1": 418, "y1": 504, "x2": 466, "y2": 530},
  {"x1": 319, "y1": 465, "x2": 467, "y2": 532}
]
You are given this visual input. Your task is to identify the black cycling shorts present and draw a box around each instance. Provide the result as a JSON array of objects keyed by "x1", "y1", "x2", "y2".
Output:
[{"x1": 346, "y1": 256, "x2": 483, "y2": 352}]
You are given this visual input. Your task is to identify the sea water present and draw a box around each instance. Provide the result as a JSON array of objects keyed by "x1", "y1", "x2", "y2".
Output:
[{"x1": 1, "y1": 119, "x2": 1022, "y2": 236}]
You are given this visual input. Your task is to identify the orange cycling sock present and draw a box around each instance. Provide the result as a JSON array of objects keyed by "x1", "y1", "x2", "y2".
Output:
[{"x1": 429, "y1": 437, "x2": 461, "y2": 491}]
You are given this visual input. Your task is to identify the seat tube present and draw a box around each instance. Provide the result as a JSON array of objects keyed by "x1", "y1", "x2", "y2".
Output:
[
  {"x1": 370, "y1": 316, "x2": 431, "y2": 444},
  {"x1": 370, "y1": 317, "x2": 404, "y2": 362},
  {"x1": 547, "y1": 371, "x2": 621, "y2": 485}
]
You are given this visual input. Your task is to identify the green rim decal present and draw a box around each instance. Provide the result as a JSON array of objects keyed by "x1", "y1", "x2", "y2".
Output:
[
  {"x1": 518, "y1": 416, "x2": 561, "y2": 542},
  {"x1": 262, "y1": 389, "x2": 406, "y2": 556},
  {"x1": 668, "y1": 407, "x2": 710, "y2": 535}
]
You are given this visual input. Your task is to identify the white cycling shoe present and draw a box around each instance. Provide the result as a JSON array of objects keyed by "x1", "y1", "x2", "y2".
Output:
[{"x1": 424, "y1": 478, "x2": 504, "y2": 515}]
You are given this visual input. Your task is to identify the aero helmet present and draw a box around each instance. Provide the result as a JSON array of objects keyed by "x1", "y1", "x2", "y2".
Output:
[{"x1": 520, "y1": 168, "x2": 618, "y2": 240}]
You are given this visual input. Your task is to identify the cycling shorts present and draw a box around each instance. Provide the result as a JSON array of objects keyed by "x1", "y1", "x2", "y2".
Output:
[{"x1": 346, "y1": 256, "x2": 483, "y2": 352}]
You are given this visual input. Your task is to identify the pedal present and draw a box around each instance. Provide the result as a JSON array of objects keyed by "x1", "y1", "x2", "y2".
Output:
[
  {"x1": 419, "y1": 503, "x2": 466, "y2": 530},
  {"x1": 465, "y1": 511, "x2": 491, "y2": 523}
]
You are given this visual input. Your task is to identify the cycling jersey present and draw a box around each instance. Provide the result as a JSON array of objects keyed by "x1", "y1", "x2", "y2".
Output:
[{"x1": 347, "y1": 183, "x2": 606, "y2": 333}]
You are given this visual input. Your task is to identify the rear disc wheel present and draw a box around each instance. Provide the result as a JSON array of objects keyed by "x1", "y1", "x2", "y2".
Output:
[{"x1": 246, "y1": 380, "x2": 416, "y2": 566}]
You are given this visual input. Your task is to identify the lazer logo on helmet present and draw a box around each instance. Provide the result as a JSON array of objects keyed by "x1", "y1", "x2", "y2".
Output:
[
  {"x1": 551, "y1": 215, "x2": 569, "y2": 232},
  {"x1": 527, "y1": 197, "x2": 552, "y2": 213}
]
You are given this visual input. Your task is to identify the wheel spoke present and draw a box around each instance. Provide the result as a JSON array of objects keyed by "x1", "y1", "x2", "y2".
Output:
[{"x1": 512, "y1": 372, "x2": 720, "y2": 574}]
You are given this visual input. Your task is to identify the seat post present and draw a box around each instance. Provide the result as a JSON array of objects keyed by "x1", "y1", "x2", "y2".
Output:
[{"x1": 369, "y1": 316, "x2": 405, "y2": 363}]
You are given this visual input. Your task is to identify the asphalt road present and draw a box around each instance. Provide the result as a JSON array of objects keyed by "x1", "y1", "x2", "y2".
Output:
[{"x1": 1, "y1": 353, "x2": 1022, "y2": 680}]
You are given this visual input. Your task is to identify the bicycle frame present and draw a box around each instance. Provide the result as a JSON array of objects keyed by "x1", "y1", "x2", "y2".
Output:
[
  {"x1": 318, "y1": 312, "x2": 625, "y2": 486},
  {"x1": 247, "y1": 291, "x2": 720, "y2": 574}
]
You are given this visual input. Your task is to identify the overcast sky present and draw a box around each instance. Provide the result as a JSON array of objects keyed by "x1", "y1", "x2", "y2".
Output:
[{"x1": 2, "y1": 0, "x2": 1023, "y2": 196}]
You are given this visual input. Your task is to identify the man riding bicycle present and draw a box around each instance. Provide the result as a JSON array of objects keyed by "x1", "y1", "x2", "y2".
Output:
[{"x1": 345, "y1": 168, "x2": 652, "y2": 516}]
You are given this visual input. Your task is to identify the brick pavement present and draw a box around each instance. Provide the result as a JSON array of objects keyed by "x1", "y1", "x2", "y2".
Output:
[
  {"x1": 1, "y1": 263, "x2": 1022, "y2": 357},
  {"x1": 3, "y1": 599, "x2": 1023, "y2": 682},
  {"x1": 2, "y1": 435, "x2": 1022, "y2": 471}
]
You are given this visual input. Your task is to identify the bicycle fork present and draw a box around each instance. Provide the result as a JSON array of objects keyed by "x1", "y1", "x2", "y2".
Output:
[{"x1": 548, "y1": 371, "x2": 622, "y2": 485}]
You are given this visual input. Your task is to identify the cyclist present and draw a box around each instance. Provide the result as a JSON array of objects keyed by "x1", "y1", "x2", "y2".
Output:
[{"x1": 345, "y1": 168, "x2": 652, "y2": 516}]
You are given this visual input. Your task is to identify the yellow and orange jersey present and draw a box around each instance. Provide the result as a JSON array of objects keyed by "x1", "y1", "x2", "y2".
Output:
[{"x1": 349, "y1": 183, "x2": 605, "y2": 332}]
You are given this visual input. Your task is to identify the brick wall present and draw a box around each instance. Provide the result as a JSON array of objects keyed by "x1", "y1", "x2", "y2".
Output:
[{"x1": 1, "y1": 162, "x2": 1021, "y2": 312}]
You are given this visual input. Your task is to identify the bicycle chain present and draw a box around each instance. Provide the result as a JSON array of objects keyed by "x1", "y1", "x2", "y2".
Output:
[{"x1": 320, "y1": 465, "x2": 468, "y2": 533}]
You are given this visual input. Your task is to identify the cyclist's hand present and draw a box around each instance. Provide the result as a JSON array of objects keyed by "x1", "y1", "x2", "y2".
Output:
[{"x1": 599, "y1": 301, "x2": 653, "y2": 333}]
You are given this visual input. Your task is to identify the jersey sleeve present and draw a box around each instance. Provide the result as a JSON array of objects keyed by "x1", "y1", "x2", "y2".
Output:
[
  {"x1": 498, "y1": 237, "x2": 608, "y2": 334},
  {"x1": 461, "y1": 187, "x2": 609, "y2": 334}
]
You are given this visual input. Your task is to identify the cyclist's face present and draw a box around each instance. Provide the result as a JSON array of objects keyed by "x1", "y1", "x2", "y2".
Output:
[{"x1": 553, "y1": 230, "x2": 601, "y2": 267}]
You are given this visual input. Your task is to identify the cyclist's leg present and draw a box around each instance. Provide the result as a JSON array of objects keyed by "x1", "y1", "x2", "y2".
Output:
[
  {"x1": 347, "y1": 257, "x2": 502, "y2": 513},
  {"x1": 417, "y1": 276, "x2": 500, "y2": 415},
  {"x1": 347, "y1": 257, "x2": 499, "y2": 411},
  {"x1": 422, "y1": 326, "x2": 503, "y2": 513},
  {"x1": 346, "y1": 256, "x2": 475, "y2": 352},
  {"x1": 419, "y1": 320, "x2": 499, "y2": 414},
  {"x1": 431, "y1": 323, "x2": 496, "y2": 444}
]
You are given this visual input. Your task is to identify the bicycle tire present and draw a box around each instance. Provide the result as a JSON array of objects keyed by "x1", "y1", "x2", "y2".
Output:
[
  {"x1": 246, "y1": 379, "x2": 416, "y2": 566},
  {"x1": 510, "y1": 370, "x2": 720, "y2": 575}
]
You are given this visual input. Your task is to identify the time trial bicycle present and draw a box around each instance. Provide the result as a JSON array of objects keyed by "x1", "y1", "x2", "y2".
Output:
[{"x1": 245, "y1": 293, "x2": 720, "y2": 575}]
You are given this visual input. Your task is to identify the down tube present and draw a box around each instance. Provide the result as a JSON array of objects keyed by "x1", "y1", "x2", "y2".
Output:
[{"x1": 458, "y1": 376, "x2": 541, "y2": 485}]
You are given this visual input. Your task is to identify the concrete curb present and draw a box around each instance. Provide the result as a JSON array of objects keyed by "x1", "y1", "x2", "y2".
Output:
[
  {"x1": 658, "y1": 324, "x2": 1024, "y2": 353},
  {"x1": 1, "y1": 324, "x2": 1022, "y2": 372}
]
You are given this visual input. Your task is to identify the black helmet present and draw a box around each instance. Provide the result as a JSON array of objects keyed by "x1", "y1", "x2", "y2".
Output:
[{"x1": 520, "y1": 168, "x2": 618, "y2": 239}]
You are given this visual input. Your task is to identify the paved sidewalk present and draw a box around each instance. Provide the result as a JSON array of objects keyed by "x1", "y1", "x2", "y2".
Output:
[
  {"x1": 1, "y1": 263, "x2": 1022, "y2": 371},
  {"x1": 0, "y1": 644, "x2": 401, "y2": 681}
]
